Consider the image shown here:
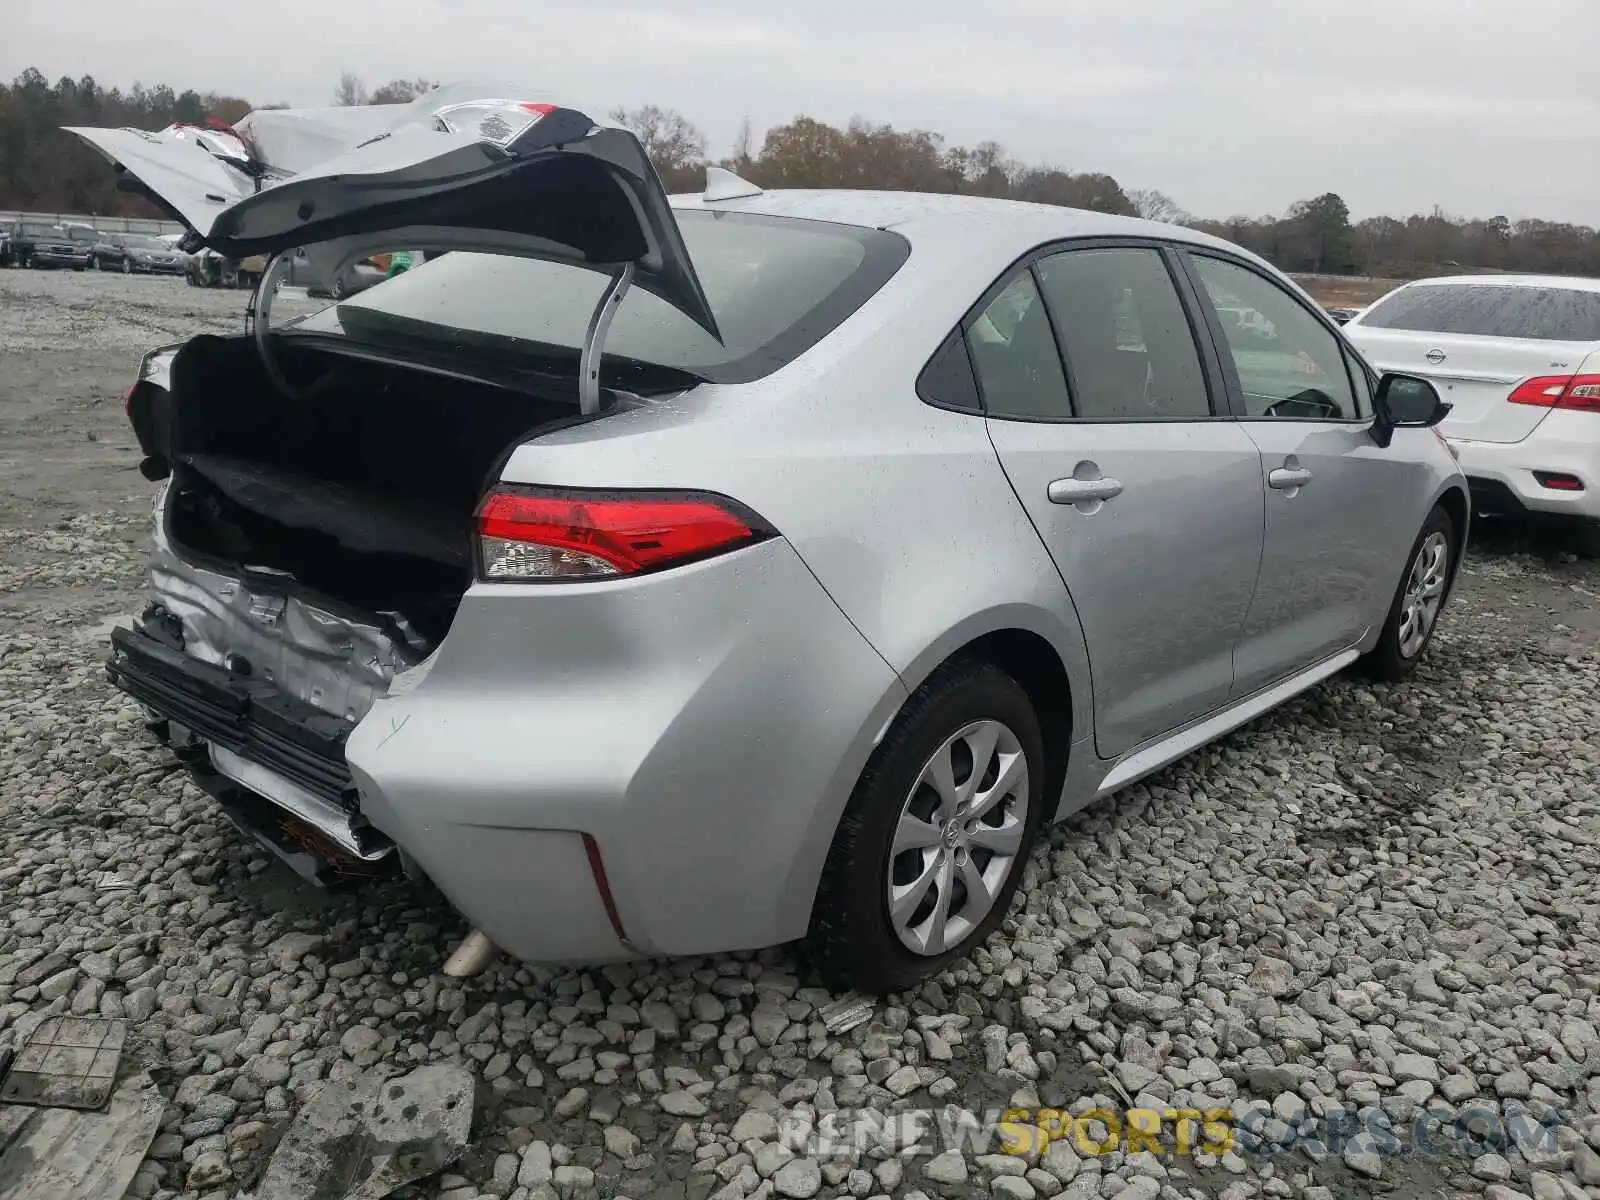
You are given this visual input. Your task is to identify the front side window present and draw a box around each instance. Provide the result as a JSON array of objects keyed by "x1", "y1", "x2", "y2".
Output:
[
  {"x1": 965, "y1": 272, "x2": 1072, "y2": 420},
  {"x1": 1189, "y1": 254, "x2": 1360, "y2": 421},
  {"x1": 1036, "y1": 247, "x2": 1212, "y2": 420}
]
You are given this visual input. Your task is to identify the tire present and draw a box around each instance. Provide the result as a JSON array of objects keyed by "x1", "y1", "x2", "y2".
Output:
[
  {"x1": 91, "y1": 255, "x2": 101, "y2": 271},
  {"x1": 1360, "y1": 503, "x2": 1455, "y2": 682},
  {"x1": 1573, "y1": 522, "x2": 1600, "y2": 560},
  {"x1": 803, "y1": 661, "x2": 1047, "y2": 995},
  {"x1": 330, "y1": 275, "x2": 346, "y2": 301},
  {"x1": 122, "y1": 258, "x2": 132, "y2": 275}
]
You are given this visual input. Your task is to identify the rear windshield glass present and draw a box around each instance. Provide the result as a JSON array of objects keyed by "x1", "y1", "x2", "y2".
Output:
[
  {"x1": 293, "y1": 210, "x2": 910, "y2": 385},
  {"x1": 1359, "y1": 283, "x2": 1600, "y2": 342}
]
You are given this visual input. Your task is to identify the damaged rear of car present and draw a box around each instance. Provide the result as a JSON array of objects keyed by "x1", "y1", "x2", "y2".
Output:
[
  {"x1": 75, "y1": 88, "x2": 910, "y2": 970},
  {"x1": 80, "y1": 92, "x2": 722, "y2": 906}
]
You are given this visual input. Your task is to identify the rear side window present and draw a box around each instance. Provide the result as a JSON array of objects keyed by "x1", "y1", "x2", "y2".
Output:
[
  {"x1": 1360, "y1": 284, "x2": 1600, "y2": 342},
  {"x1": 1036, "y1": 247, "x2": 1212, "y2": 420},
  {"x1": 966, "y1": 273, "x2": 1073, "y2": 420}
]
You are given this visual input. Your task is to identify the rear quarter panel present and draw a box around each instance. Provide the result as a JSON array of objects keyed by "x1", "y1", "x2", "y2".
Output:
[{"x1": 497, "y1": 235, "x2": 1095, "y2": 828}]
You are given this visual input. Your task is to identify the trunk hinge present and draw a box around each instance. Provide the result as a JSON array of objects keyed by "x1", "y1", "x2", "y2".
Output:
[
  {"x1": 250, "y1": 251, "x2": 305, "y2": 401},
  {"x1": 578, "y1": 262, "x2": 636, "y2": 416}
]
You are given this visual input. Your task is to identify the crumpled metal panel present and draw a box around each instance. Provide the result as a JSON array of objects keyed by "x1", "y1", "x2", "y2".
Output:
[
  {"x1": 0, "y1": 1072, "x2": 164, "y2": 1200},
  {"x1": 145, "y1": 482, "x2": 420, "y2": 724}
]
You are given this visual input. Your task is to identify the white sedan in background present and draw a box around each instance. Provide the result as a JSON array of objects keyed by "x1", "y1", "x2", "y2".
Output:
[{"x1": 1345, "y1": 275, "x2": 1600, "y2": 555}]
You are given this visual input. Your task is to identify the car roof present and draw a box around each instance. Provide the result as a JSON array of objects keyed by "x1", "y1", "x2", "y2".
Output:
[
  {"x1": 1394, "y1": 273, "x2": 1600, "y2": 294},
  {"x1": 668, "y1": 187, "x2": 1252, "y2": 265}
]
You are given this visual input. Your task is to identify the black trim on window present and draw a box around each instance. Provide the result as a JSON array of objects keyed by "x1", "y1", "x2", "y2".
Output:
[
  {"x1": 916, "y1": 234, "x2": 1241, "y2": 425},
  {"x1": 1175, "y1": 248, "x2": 1376, "y2": 427},
  {"x1": 915, "y1": 328, "x2": 983, "y2": 414}
]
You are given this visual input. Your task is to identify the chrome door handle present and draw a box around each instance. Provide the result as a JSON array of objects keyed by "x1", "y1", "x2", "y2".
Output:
[
  {"x1": 1048, "y1": 477, "x2": 1123, "y2": 504},
  {"x1": 1268, "y1": 467, "x2": 1313, "y2": 490}
]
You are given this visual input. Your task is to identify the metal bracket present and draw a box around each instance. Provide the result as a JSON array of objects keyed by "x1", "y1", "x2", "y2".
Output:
[
  {"x1": 252, "y1": 250, "x2": 304, "y2": 402},
  {"x1": 579, "y1": 262, "x2": 636, "y2": 416}
]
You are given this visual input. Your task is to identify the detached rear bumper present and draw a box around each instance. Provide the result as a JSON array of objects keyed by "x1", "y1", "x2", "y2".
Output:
[{"x1": 107, "y1": 622, "x2": 398, "y2": 880}]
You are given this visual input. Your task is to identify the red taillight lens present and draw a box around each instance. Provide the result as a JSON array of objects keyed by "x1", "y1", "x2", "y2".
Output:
[
  {"x1": 474, "y1": 486, "x2": 773, "y2": 582},
  {"x1": 1508, "y1": 374, "x2": 1600, "y2": 413},
  {"x1": 1533, "y1": 471, "x2": 1584, "y2": 491}
]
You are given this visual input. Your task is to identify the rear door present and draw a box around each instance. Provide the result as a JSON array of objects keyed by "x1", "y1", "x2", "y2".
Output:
[
  {"x1": 977, "y1": 241, "x2": 1265, "y2": 759},
  {"x1": 1345, "y1": 282, "x2": 1600, "y2": 444},
  {"x1": 1180, "y1": 250, "x2": 1423, "y2": 694}
]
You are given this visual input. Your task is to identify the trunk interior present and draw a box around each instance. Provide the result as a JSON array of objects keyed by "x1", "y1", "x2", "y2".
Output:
[{"x1": 157, "y1": 334, "x2": 577, "y2": 651}]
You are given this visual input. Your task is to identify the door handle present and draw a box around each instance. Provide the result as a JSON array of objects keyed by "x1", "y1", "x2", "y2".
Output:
[
  {"x1": 1048, "y1": 477, "x2": 1123, "y2": 504},
  {"x1": 1268, "y1": 466, "x2": 1313, "y2": 490}
]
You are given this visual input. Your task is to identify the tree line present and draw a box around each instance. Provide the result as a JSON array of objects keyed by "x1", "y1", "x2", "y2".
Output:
[{"x1": 2, "y1": 67, "x2": 1595, "y2": 279}]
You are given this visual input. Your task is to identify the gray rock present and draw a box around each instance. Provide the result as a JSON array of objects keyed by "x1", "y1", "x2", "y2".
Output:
[
  {"x1": 773, "y1": 1157, "x2": 822, "y2": 1198},
  {"x1": 924, "y1": 1151, "x2": 968, "y2": 1185},
  {"x1": 519, "y1": 1141, "x2": 554, "y2": 1188},
  {"x1": 659, "y1": 1090, "x2": 708, "y2": 1117},
  {"x1": 1473, "y1": 1154, "x2": 1513, "y2": 1182}
]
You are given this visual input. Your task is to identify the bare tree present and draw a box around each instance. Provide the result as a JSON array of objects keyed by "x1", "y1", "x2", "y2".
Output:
[
  {"x1": 608, "y1": 105, "x2": 707, "y2": 189},
  {"x1": 1129, "y1": 188, "x2": 1188, "y2": 224},
  {"x1": 728, "y1": 116, "x2": 755, "y2": 171},
  {"x1": 369, "y1": 78, "x2": 435, "y2": 105},
  {"x1": 333, "y1": 72, "x2": 368, "y2": 106}
]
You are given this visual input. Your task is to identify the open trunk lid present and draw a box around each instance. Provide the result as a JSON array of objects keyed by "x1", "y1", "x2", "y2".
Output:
[{"x1": 63, "y1": 84, "x2": 719, "y2": 338}]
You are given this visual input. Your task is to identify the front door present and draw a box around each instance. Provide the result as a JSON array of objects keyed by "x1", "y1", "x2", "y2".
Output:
[
  {"x1": 1181, "y1": 251, "x2": 1419, "y2": 694},
  {"x1": 973, "y1": 243, "x2": 1265, "y2": 759}
]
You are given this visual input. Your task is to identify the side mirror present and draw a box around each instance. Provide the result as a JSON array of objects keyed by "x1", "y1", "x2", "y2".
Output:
[{"x1": 1371, "y1": 372, "x2": 1451, "y2": 447}]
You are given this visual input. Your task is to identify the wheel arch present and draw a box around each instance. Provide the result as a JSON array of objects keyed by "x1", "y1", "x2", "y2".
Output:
[
  {"x1": 1435, "y1": 480, "x2": 1470, "y2": 604},
  {"x1": 784, "y1": 608, "x2": 1089, "y2": 943}
]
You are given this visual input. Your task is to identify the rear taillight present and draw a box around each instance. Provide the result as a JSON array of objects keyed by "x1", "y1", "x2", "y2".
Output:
[
  {"x1": 1508, "y1": 374, "x2": 1600, "y2": 413},
  {"x1": 474, "y1": 486, "x2": 774, "y2": 582}
]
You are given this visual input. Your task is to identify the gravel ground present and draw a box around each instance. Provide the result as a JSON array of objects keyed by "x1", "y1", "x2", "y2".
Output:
[{"x1": 2, "y1": 268, "x2": 1599, "y2": 1200}]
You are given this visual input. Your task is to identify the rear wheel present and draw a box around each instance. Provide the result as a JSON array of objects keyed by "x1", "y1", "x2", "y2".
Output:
[
  {"x1": 804, "y1": 661, "x2": 1045, "y2": 995},
  {"x1": 1360, "y1": 504, "x2": 1454, "y2": 682},
  {"x1": 122, "y1": 258, "x2": 132, "y2": 275}
]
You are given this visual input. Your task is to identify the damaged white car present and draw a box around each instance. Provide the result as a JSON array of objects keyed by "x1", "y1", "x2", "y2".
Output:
[{"x1": 71, "y1": 86, "x2": 1466, "y2": 995}]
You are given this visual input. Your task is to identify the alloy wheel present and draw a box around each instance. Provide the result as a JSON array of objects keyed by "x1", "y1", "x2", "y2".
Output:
[
  {"x1": 1397, "y1": 531, "x2": 1449, "y2": 658},
  {"x1": 887, "y1": 719, "x2": 1030, "y2": 956}
]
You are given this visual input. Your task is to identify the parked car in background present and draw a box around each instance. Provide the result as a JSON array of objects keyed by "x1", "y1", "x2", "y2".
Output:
[
  {"x1": 0, "y1": 222, "x2": 91, "y2": 269},
  {"x1": 74, "y1": 94, "x2": 1469, "y2": 994},
  {"x1": 1344, "y1": 275, "x2": 1600, "y2": 555},
  {"x1": 61, "y1": 225, "x2": 101, "y2": 266},
  {"x1": 278, "y1": 247, "x2": 387, "y2": 299},
  {"x1": 91, "y1": 233, "x2": 188, "y2": 274}
]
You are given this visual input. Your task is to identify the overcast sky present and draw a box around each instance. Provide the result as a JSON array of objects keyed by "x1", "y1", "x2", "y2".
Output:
[{"x1": 9, "y1": 0, "x2": 1597, "y2": 224}]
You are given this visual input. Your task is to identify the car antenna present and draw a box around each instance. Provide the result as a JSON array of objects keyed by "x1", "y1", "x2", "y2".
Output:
[{"x1": 703, "y1": 166, "x2": 763, "y2": 202}]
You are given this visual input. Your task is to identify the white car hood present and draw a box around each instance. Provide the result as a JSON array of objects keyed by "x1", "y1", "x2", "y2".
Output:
[{"x1": 63, "y1": 84, "x2": 719, "y2": 337}]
